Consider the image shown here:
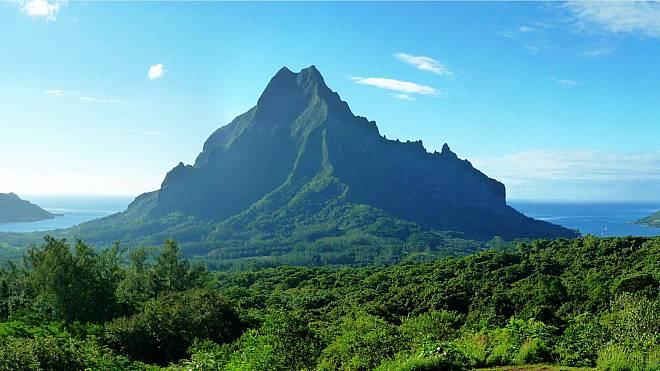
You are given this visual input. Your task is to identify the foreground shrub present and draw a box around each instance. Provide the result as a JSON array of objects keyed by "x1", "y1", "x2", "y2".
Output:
[
  {"x1": 318, "y1": 312, "x2": 405, "y2": 370},
  {"x1": 376, "y1": 341, "x2": 469, "y2": 371},
  {"x1": 0, "y1": 335, "x2": 140, "y2": 370},
  {"x1": 556, "y1": 312, "x2": 609, "y2": 367},
  {"x1": 485, "y1": 318, "x2": 555, "y2": 366},
  {"x1": 221, "y1": 311, "x2": 323, "y2": 370},
  {"x1": 453, "y1": 332, "x2": 489, "y2": 367},
  {"x1": 104, "y1": 288, "x2": 243, "y2": 365},
  {"x1": 596, "y1": 344, "x2": 659, "y2": 371},
  {"x1": 400, "y1": 310, "x2": 463, "y2": 347},
  {"x1": 602, "y1": 294, "x2": 660, "y2": 348}
]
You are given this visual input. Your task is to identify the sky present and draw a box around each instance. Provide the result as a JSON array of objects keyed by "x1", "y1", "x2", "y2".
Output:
[{"x1": 0, "y1": 1, "x2": 659, "y2": 201}]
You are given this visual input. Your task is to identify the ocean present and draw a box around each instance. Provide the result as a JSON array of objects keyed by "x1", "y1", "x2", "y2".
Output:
[
  {"x1": 0, "y1": 196, "x2": 658, "y2": 237},
  {"x1": 0, "y1": 195, "x2": 133, "y2": 233},
  {"x1": 509, "y1": 200, "x2": 660, "y2": 237}
]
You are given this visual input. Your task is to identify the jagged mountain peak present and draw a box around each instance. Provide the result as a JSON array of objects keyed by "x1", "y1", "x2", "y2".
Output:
[
  {"x1": 67, "y1": 65, "x2": 577, "y2": 258},
  {"x1": 256, "y1": 66, "x2": 350, "y2": 120},
  {"x1": 258, "y1": 65, "x2": 327, "y2": 102}
]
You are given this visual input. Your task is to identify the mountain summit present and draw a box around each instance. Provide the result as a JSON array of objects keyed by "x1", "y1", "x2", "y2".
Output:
[{"x1": 67, "y1": 66, "x2": 577, "y2": 263}]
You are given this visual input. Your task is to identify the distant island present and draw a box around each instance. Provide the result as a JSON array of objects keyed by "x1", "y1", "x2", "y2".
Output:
[
  {"x1": 0, "y1": 193, "x2": 56, "y2": 223},
  {"x1": 635, "y1": 211, "x2": 660, "y2": 228}
]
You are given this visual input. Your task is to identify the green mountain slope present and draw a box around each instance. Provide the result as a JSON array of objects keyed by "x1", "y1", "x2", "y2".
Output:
[
  {"x1": 2, "y1": 66, "x2": 577, "y2": 264},
  {"x1": 0, "y1": 193, "x2": 55, "y2": 223},
  {"x1": 635, "y1": 211, "x2": 660, "y2": 227}
]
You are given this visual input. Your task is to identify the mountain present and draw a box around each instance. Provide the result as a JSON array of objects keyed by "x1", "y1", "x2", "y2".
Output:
[
  {"x1": 635, "y1": 211, "x2": 660, "y2": 228},
  {"x1": 30, "y1": 66, "x2": 576, "y2": 265},
  {"x1": 0, "y1": 193, "x2": 55, "y2": 223}
]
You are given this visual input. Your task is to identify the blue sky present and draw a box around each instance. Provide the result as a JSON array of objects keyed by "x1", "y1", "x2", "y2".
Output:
[{"x1": 1, "y1": 1, "x2": 659, "y2": 200}]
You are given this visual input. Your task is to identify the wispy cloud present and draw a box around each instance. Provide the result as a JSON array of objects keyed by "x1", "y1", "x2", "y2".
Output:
[
  {"x1": 351, "y1": 76, "x2": 439, "y2": 96},
  {"x1": 496, "y1": 27, "x2": 555, "y2": 54},
  {"x1": 44, "y1": 89, "x2": 65, "y2": 97},
  {"x1": 582, "y1": 45, "x2": 617, "y2": 58},
  {"x1": 121, "y1": 129, "x2": 166, "y2": 137},
  {"x1": 474, "y1": 150, "x2": 660, "y2": 183},
  {"x1": 393, "y1": 53, "x2": 454, "y2": 76},
  {"x1": 557, "y1": 79, "x2": 580, "y2": 87},
  {"x1": 148, "y1": 63, "x2": 165, "y2": 80},
  {"x1": 43, "y1": 89, "x2": 131, "y2": 104},
  {"x1": 21, "y1": 0, "x2": 65, "y2": 21},
  {"x1": 393, "y1": 94, "x2": 414, "y2": 101},
  {"x1": 497, "y1": 30, "x2": 519, "y2": 40},
  {"x1": 80, "y1": 96, "x2": 130, "y2": 104},
  {"x1": 0, "y1": 169, "x2": 161, "y2": 196},
  {"x1": 518, "y1": 25, "x2": 537, "y2": 33},
  {"x1": 566, "y1": 1, "x2": 660, "y2": 38}
]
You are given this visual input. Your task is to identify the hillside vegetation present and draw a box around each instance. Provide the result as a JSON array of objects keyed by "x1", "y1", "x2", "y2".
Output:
[
  {"x1": 636, "y1": 211, "x2": 660, "y2": 228},
  {"x1": 0, "y1": 235, "x2": 658, "y2": 370}
]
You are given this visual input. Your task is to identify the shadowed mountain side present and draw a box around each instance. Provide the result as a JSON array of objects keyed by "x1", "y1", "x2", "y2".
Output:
[
  {"x1": 0, "y1": 193, "x2": 56, "y2": 223},
  {"x1": 1, "y1": 66, "x2": 577, "y2": 264}
]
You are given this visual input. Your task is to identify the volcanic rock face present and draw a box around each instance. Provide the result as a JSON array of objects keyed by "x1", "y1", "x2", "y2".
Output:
[{"x1": 67, "y1": 66, "x2": 576, "y2": 255}]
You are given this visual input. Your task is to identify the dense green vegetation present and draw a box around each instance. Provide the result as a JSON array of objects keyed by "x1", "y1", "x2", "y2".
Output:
[
  {"x1": 636, "y1": 211, "x2": 660, "y2": 228},
  {"x1": 0, "y1": 235, "x2": 658, "y2": 370},
  {"x1": 0, "y1": 209, "x2": 514, "y2": 270}
]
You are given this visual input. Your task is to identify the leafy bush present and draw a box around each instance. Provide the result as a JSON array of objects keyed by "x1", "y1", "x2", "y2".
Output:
[
  {"x1": 0, "y1": 335, "x2": 140, "y2": 370},
  {"x1": 602, "y1": 294, "x2": 660, "y2": 348},
  {"x1": 104, "y1": 288, "x2": 243, "y2": 365},
  {"x1": 453, "y1": 332, "x2": 489, "y2": 367},
  {"x1": 485, "y1": 318, "x2": 555, "y2": 366},
  {"x1": 596, "y1": 344, "x2": 651, "y2": 371},
  {"x1": 318, "y1": 312, "x2": 405, "y2": 370},
  {"x1": 556, "y1": 312, "x2": 609, "y2": 366},
  {"x1": 220, "y1": 311, "x2": 323, "y2": 370},
  {"x1": 26, "y1": 237, "x2": 122, "y2": 323},
  {"x1": 400, "y1": 310, "x2": 464, "y2": 347}
]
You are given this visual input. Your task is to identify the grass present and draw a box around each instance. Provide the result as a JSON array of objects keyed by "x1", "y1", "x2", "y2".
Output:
[{"x1": 475, "y1": 365, "x2": 594, "y2": 371}]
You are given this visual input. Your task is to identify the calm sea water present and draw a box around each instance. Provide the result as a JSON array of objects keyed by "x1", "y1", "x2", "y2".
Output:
[
  {"x1": 510, "y1": 200, "x2": 660, "y2": 237},
  {"x1": 0, "y1": 195, "x2": 134, "y2": 233},
  {"x1": 1, "y1": 196, "x2": 658, "y2": 237}
]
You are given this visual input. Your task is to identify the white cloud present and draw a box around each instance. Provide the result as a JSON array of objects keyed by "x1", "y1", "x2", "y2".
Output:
[
  {"x1": 473, "y1": 149, "x2": 660, "y2": 200},
  {"x1": 0, "y1": 169, "x2": 160, "y2": 196},
  {"x1": 393, "y1": 94, "x2": 414, "y2": 101},
  {"x1": 566, "y1": 1, "x2": 660, "y2": 38},
  {"x1": 557, "y1": 79, "x2": 580, "y2": 87},
  {"x1": 351, "y1": 76, "x2": 439, "y2": 96},
  {"x1": 22, "y1": 0, "x2": 65, "y2": 21},
  {"x1": 44, "y1": 89, "x2": 65, "y2": 97},
  {"x1": 474, "y1": 150, "x2": 660, "y2": 183},
  {"x1": 394, "y1": 53, "x2": 454, "y2": 76},
  {"x1": 497, "y1": 30, "x2": 519, "y2": 39},
  {"x1": 148, "y1": 63, "x2": 165, "y2": 80},
  {"x1": 518, "y1": 25, "x2": 537, "y2": 33},
  {"x1": 121, "y1": 129, "x2": 165, "y2": 136},
  {"x1": 582, "y1": 45, "x2": 617, "y2": 57},
  {"x1": 80, "y1": 96, "x2": 129, "y2": 104}
]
